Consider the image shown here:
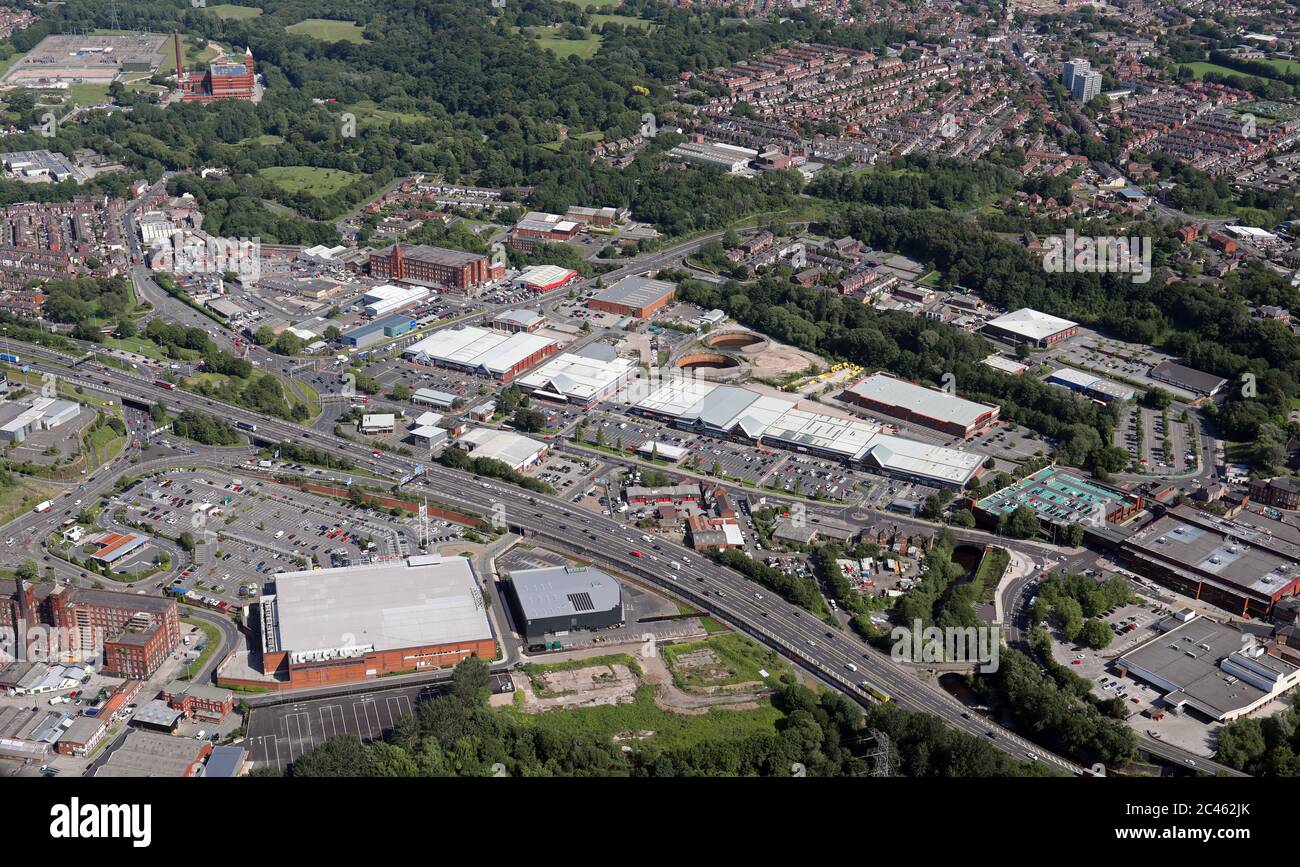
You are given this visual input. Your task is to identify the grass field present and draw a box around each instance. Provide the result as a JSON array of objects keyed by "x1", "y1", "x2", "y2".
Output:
[
  {"x1": 506, "y1": 683, "x2": 783, "y2": 751},
  {"x1": 67, "y1": 83, "x2": 110, "y2": 106},
  {"x1": 259, "y1": 166, "x2": 361, "y2": 196},
  {"x1": 1258, "y1": 57, "x2": 1300, "y2": 77},
  {"x1": 345, "y1": 100, "x2": 427, "y2": 126},
  {"x1": 204, "y1": 4, "x2": 264, "y2": 20},
  {"x1": 183, "y1": 371, "x2": 232, "y2": 391},
  {"x1": 0, "y1": 478, "x2": 55, "y2": 527},
  {"x1": 86, "y1": 424, "x2": 126, "y2": 469},
  {"x1": 592, "y1": 13, "x2": 653, "y2": 29},
  {"x1": 662, "y1": 633, "x2": 790, "y2": 691},
  {"x1": 287, "y1": 19, "x2": 369, "y2": 44},
  {"x1": 530, "y1": 29, "x2": 603, "y2": 59},
  {"x1": 1183, "y1": 61, "x2": 1268, "y2": 82}
]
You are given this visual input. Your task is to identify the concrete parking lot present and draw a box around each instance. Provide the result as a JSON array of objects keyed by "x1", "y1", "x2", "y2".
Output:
[
  {"x1": 113, "y1": 470, "x2": 414, "y2": 605},
  {"x1": 246, "y1": 675, "x2": 514, "y2": 772}
]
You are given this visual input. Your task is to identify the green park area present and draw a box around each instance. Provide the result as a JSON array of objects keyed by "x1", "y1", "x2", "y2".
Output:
[
  {"x1": 259, "y1": 166, "x2": 362, "y2": 196},
  {"x1": 204, "y1": 4, "x2": 264, "y2": 20},
  {"x1": 286, "y1": 19, "x2": 369, "y2": 44}
]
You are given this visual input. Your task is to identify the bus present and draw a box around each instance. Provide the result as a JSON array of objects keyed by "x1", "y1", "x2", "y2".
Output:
[
  {"x1": 236, "y1": 421, "x2": 257, "y2": 432},
  {"x1": 153, "y1": 379, "x2": 175, "y2": 390},
  {"x1": 860, "y1": 680, "x2": 892, "y2": 703}
]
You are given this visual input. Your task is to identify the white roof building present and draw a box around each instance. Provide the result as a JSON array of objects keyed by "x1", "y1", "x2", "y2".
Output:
[
  {"x1": 516, "y1": 350, "x2": 638, "y2": 405},
  {"x1": 360, "y1": 413, "x2": 396, "y2": 432},
  {"x1": 455, "y1": 428, "x2": 548, "y2": 471},
  {"x1": 630, "y1": 376, "x2": 982, "y2": 488},
  {"x1": 983, "y1": 308, "x2": 1078, "y2": 345},
  {"x1": 513, "y1": 265, "x2": 577, "y2": 291},
  {"x1": 404, "y1": 326, "x2": 557, "y2": 379},
  {"x1": 269, "y1": 555, "x2": 492, "y2": 664},
  {"x1": 981, "y1": 354, "x2": 1029, "y2": 376},
  {"x1": 637, "y1": 441, "x2": 688, "y2": 462}
]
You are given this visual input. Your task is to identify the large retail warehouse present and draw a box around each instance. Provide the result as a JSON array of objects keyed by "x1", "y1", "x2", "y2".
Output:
[
  {"x1": 630, "y1": 377, "x2": 984, "y2": 489},
  {"x1": 253, "y1": 555, "x2": 495, "y2": 689}
]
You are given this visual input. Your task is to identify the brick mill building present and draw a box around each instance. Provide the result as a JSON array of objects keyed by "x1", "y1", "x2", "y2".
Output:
[
  {"x1": 369, "y1": 243, "x2": 503, "y2": 292},
  {"x1": 175, "y1": 33, "x2": 257, "y2": 103},
  {"x1": 49, "y1": 587, "x2": 181, "y2": 679}
]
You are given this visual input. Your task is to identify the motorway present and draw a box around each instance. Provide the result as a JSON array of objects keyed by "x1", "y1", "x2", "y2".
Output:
[{"x1": 11, "y1": 340, "x2": 1092, "y2": 774}]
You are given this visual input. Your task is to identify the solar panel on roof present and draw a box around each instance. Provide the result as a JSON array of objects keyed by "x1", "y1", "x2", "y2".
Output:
[{"x1": 567, "y1": 592, "x2": 595, "y2": 612}]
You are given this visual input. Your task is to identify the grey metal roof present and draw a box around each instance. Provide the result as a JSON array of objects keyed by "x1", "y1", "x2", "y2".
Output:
[
  {"x1": 574, "y1": 343, "x2": 619, "y2": 363},
  {"x1": 509, "y1": 566, "x2": 622, "y2": 620},
  {"x1": 591, "y1": 276, "x2": 676, "y2": 309},
  {"x1": 274, "y1": 555, "x2": 492, "y2": 658},
  {"x1": 685, "y1": 385, "x2": 760, "y2": 429},
  {"x1": 204, "y1": 745, "x2": 247, "y2": 777},
  {"x1": 846, "y1": 373, "x2": 997, "y2": 426},
  {"x1": 1150, "y1": 361, "x2": 1227, "y2": 395},
  {"x1": 1118, "y1": 617, "x2": 1297, "y2": 719}
]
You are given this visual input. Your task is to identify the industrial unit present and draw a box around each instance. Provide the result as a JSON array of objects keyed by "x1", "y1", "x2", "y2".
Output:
[
  {"x1": 1120, "y1": 505, "x2": 1300, "y2": 619},
  {"x1": 587, "y1": 276, "x2": 677, "y2": 318},
  {"x1": 341, "y1": 313, "x2": 419, "y2": 348},
  {"x1": 254, "y1": 555, "x2": 495, "y2": 689},
  {"x1": 0, "y1": 396, "x2": 80, "y2": 443},
  {"x1": 512, "y1": 265, "x2": 577, "y2": 293},
  {"x1": 981, "y1": 307, "x2": 1078, "y2": 347},
  {"x1": 454, "y1": 428, "x2": 548, "y2": 471},
  {"x1": 841, "y1": 372, "x2": 1000, "y2": 438},
  {"x1": 362, "y1": 283, "x2": 429, "y2": 318},
  {"x1": 404, "y1": 325, "x2": 559, "y2": 382},
  {"x1": 1115, "y1": 614, "x2": 1300, "y2": 722},
  {"x1": 516, "y1": 346, "x2": 638, "y2": 405},
  {"x1": 506, "y1": 565, "x2": 624, "y2": 642},
  {"x1": 1149, "y1": 360, "x2": 1228, "y2": 398},
  {"x1": 632, "y1": 378, "x2": 983, "y2": 489},
  {"x1": 1044, "y1": 366, "x2": 1135, "y2": 402}
]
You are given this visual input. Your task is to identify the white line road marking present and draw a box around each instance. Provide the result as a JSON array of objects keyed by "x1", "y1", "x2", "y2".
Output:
[
  {"x1": 319, "y1": 705, "x2": 343, "y2": 740},
  {"x1": 360, "y1": 699, "x2": 381, "y2": 739},
  {"x1": 285, "y1": 712, "x2": 312, "y2": 761}
]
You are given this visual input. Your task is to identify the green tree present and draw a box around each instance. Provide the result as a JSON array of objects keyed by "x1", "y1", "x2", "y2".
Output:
[{"x1": 1080, "y1": 619, "x2": 1112, "y2": 649}]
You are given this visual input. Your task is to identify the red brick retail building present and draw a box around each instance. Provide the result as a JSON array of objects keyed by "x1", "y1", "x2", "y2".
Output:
[{"x1": 247, "y1": 555, "x2": 496, "y2": 690}]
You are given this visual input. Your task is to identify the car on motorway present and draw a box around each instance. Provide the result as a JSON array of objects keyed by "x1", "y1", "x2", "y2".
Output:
[{"x1": 629, "y1": 550, "x2": 642, "y2": 558}]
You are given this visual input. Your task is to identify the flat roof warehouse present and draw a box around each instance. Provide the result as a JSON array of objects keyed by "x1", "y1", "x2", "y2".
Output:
[
  {"x1": 404, "y1": 325, "x2": 558, "y2": 381},
  {"x1": 630, "y1": 377, "x2": 983, "y2": 488},
  {"x1": 842, "y1": 372, "x2": 999, "y2": 437},
  {"x1": 266, "y1": 555, "x2": 492, "y2": 664}
]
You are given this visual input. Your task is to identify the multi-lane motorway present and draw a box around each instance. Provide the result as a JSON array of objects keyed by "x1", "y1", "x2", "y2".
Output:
[{"x1": 10, "y1": 340, "x2": 1092, "y2": 775}]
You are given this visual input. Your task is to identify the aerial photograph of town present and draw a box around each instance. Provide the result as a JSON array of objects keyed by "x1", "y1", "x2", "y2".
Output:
[{"x1": 0, "y1": 0, "x2": 1296, "y2": 845}]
